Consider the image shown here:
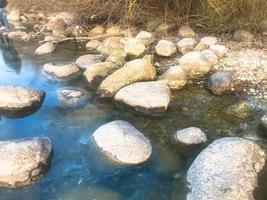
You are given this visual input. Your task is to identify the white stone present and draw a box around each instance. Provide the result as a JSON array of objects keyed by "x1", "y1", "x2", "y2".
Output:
[
  {"x1": 177, "y1": 38, "x2": 197, "y2": 54},
  {"x1": 178, "y1": 25, "x2": 196, "y2": 37},
  {"x1": 209, "y1": 45, "x2": 228, "y2": 59},
  {"x1": 200, "y1": 50, "x2": 218, "y2": 65},
  {"x1": 115, "y1": 81, "x2": 171, "y2": 115},
  {"x1": 135, "y1": 31, "x2": 153, "y2": 46},
  {"x1": 35, "y1": 42, "x2": 56, "y2": 55},
  {"x1": 200, "y1": 36, "x2": 218, "y2": 46},
  {"x1": 43, "y1": 63, "x2": 80, "y2": 80},
  {"x1": 75, "y1": 54, "x2": 104, "y2": 70},
  {"x1": 156, "y1": 40, "x2": 177, "y2": 57},
  {"x1": 175, "y1": 127, "x2": 207, "y2": 145},
  {"x1": 92, "y1": 120, "x2": 152, "y2": 165},
  {"x1": 123, "y1": 38, "x2": 146, "y2": 58}
]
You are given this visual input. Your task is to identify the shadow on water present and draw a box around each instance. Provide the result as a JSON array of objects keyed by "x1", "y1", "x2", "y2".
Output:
[
  {"x1": 0, "y1": 37, "x2": 266, "y2": 200},
  {"x1": 0, "y1": 33, "x2": 22, "y2": 73}
]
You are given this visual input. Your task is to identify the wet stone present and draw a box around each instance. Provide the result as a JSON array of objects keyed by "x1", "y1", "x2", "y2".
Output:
[
  {"x1": 92, "y1": 120, "x2": 152, "y2": 165},
  {"x1": 0, "y1": 86, "x2": 45, "y2": 118},
  {"x1": 207, "y1": 71, "x2": 232, "y2": 95}
]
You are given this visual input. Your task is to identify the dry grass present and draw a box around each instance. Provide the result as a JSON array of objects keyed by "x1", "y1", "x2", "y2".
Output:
[{"x1": 9, "y1": 0, "x2": 267, "y2": 32}]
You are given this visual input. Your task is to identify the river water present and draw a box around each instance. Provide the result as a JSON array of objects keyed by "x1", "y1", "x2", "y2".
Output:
[{"x1": 0, "y1": 34, "x2": 266, "y2": 200}]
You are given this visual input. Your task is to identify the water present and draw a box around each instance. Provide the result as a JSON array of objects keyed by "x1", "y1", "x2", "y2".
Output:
[{"x1": 0, "y1": 34, "x2": 266, "y2": 200}]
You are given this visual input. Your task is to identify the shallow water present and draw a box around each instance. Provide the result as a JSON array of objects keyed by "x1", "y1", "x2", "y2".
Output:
[{"x1": 0, "y1": 35, "x2": 266, "y2": 200}]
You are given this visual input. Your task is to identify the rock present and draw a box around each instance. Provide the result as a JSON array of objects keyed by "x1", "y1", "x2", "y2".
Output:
[
  {"x1": 88, "y1": 25, "x2": 105, "y2": 36},
  {"x1": 114, "y1": 81, "x2": 171, "y2": 115},
  {"x1": 83, "y1": 62, "x2": 119, "y2": 85},
  {"x1": 50, "y1": 12, "x2": 76, "y2": 26},
  {"x1": 259, "y1": 20, "x2": 267, "y2": 33},
  {"x1": 194, "y1": 42, "x2": 207, "y2": 51},
  {"x1": 85, "y1": 40, "x2": 102, "y2": 52},
  {"x1": 155, "y1": 23, "x2": 177, "y2": 34},
  {"x1": 226, "y1": 101, "x2": 254, "y2": 119},
  {"x1": 186, "y1": 137, "x2": 266, "y2": 200},
  {"x1": 207, "y1": 71, "x2": 232, "y2": 95},
  {"x1": 158, "y1": 65, "x2": 187, "y2": 90},
  {"x1": 261, "y1": 114, "x2": 267, "y2": 130},
  {"x1": 200, "y1": 36, "x2": 218, "y2": 47},
  {"x1": 122, "y1": 38, "x2": 146, "y2": 58},
  {"x1": 155, "y1": 40, "x2": 177, "y2": 57},
  {"x1": 175, "y1": 127, "x2": 207, "y2": 145},
  {"x1": 75, "y1": 54, "x2": 104, "y2": 70},
  {"x1": 7, "y1": 31, "x2": 27, "y2": 41},
  {"x1": 97, "y1": 36, "x2": 124, "y2": 56},
  {"x1": 135, "y1": 31, "x2": 153, "y2": 46},
  {"x1": 34, "y1": 42, "x2": 56, "y2": 55},
  {"x1": 44, "y1": 35, "x2": 64, "y2": 43},
  {"x1": 98, "y1": 56, "x2": 156, "y2": 97},
  {"x1": 179, "y1": 52, "x2": 212, "y2": 79},
  {"x1": 0, "y1": 86, "x2": 45, "y2": 118},
  {"x1": 209, "y1": 45, "x2": 228, "y2": 59},
  {"x1": 7, "y1": 9, "x2": 20, "y2": 21},
  {"x1": 233, "y1": 30, "x2": 254, "y2": 42},
  {"x1": 200, "y1": 50, "x2": 218, "y2": 65},
  {"x1": 92, "y1": 120, "x2": 152, "y2": 165},
  {"x1": 57, "y1": 87, "x2": 90, "y2": 107},
  {"x1": 177, "y1": 38, "x2": 197, "y2": 54},
  {"x1": 120, "y1": 27, "x2": 137, "y2": 37},
  {"x1": 55, "y1": 186, "x2": 121, "y2": 200},
  {"x1": 178, "y1": 25, "x2": 196, "y2": 37},
  {"x1": 146, "y1": 19, "x2": 161, "y2": 32},
  {"x1": 105, "y1": 49, "x2": 127, "y2": 66},
  {"x1": 46, "y1": 18, "x2": 66, "y2": 31},
  {"x1": 42, "y1": 62, "x2": 80, "y2": 80},
  {"x1": 0, "y1": 137, "x2": 52, "y2": 188},
  {"x1": 106, "y1": 26, "x2": 121, "y2": 35}
]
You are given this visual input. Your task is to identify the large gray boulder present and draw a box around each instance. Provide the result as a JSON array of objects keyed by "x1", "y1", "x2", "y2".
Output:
[
  {"x1": 75, "y1": 54, "x2": 104, "y2": 70},
  {"x1": 187, "y1": 137, "x2": 266, "y2": 200},
  {"x1": 0, "y1": 137, "x2": 52, "y2": 188},
  {"x1": 92, "y1": 120, "x2": 152, "y2": 165},
  {"x1": 42, "y1": 63, "x2": 80, "y2": 80},
  {"x1": 0, "y1": 86, "x2": 45, "y2": 118},
  {"x1": 114, "y1": 81, "x2": 171, "y2": 115},
  {"x1": 98, "y1": 56, "x2": 156, "y2": 97}
]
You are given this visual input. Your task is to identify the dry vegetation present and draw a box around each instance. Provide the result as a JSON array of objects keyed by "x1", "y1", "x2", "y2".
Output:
[{"x1": 9, "y1": 0, "x2": 267, "y2": 32}]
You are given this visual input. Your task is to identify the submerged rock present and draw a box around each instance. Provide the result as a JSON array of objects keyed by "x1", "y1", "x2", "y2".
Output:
[
  {"x1": 114, "y1": 81, "x2": 171, "y2": 115},
  {"x1": 0, "y1": 86, "x2": 45, "y2": 118},
  {"x1": 158, "y1": 65, "x2": 187, "y2": 90},
  {"x1": 178, "y1": 25, "x2": 196, "y2": 38},
  {"x1": 175, "y1": 127, "x2": 207, "y2": 145},
  {"x1": 233, "y1": 30, "x2": 254, "y2": 42},
  {"x1": 226, "y1": 101, "x2": 254, "y2": 119},
  {"x1": 57, "y1": 87, "x2": 90, "y2": 107},
  {"x1": 42, "y1": 63, "x2": 80, "y2": 80},
  {"x1": 92, "y1": 120, "x2": 152, "y2": 165},
  {"x1": 0, "y1": 137, "x2": 52, "y2": 188},
  {"x1": 187, "y1": 137, "x2": 266, "y2": 200},
  {"x1": 179, "y1": 52, "x2": 212, "y2": 79},
  {"x1": 55, "y1": 186, "x2": 121, "y2": 200},
  {"x1": 35, "y1": 42, "x2": 56, "y2": 55},
  {"x1": 98, "y1": 56, "x2": 156, "y2": 97},
  {"x1": 75, "y1": 54, "x2": 104, "y2": 70},
  {"x1": 155, "y1": 40, "x2": 177, "y2": 57},
  {"x1": 207, "y1": 71, "x2": 232, "y2": 95},
  {"x1": 83, "y1": 62, "x2": 119, "y2": 85}
]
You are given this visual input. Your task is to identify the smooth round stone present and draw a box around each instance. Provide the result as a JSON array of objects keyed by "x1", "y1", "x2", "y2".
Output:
[
  {"x1": 209, "y1": 45, "x2": 228, "y2": 59},
  {"x1": 75, "y1": 54, "x2": 104, "y2": 70},
  {"x1": 0, "y1": 137, "x2": 52, "y2": 188},
  {"x1": 200, "y1": 36, "x2": 218, "y2": 46},
  {"x1": 0, "y1": 86, "x2": 45, "y2": 118},
  {"x1": 114, "y1": 81, "x2": 171, "y2": 115},
  {"x1": 207, "y1": 71, "x2": 232, "y2": 95},
  {"x1": 92, "y1": 120, "x2": 152, "y2": 165},
  {"x1": 176, "y1": 38, "x2": 197, "y2": 54},
  {"x1": 155, "y1": 40, "x2": 177, "y2": 57},
  {"x1": 57, "y1": 87, "x2": 90, "y2": 107},
  {"x1": 200, "y1": 50, "x2": 218, "y2": 65},
  {"x1": 122, "y1": 38, "x2": 146, "y2": 58},
  {"x1": 186, "y1": 137, "x2": 266, "y2": 200},
  {"x1": 35, "y1": 42, "x2": 57, "y2": 55},
  {"x1": 135, "y1": 31, "x2": 153, "y2": 46},
  {"x1": 233, "y1": 30, "x2": 254, "y2": 42},
  {"x1": 175, "y1": 127, "x2": 207, "y2": 145},
  {"x1": 178, "y1": 25, "x2": 196, "y2": 37},
  {"x1": 85, "y1": 40, "x2": 102, "y2": 52},
  {"x1": 42, "y1": 63, "x2": 80, "y2": 80}
]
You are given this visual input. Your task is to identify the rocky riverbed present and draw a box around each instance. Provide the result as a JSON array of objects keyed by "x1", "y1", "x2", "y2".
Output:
[{"x1": 0, "y1": 8, "x2": 266, "y2": 200}]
